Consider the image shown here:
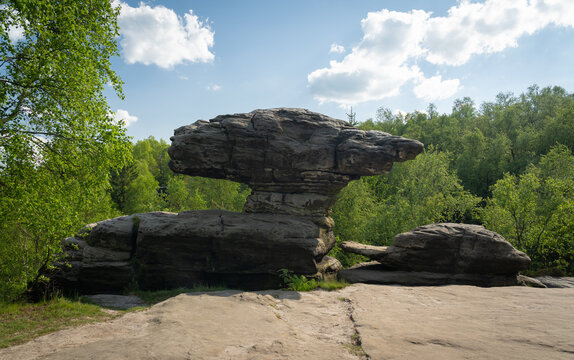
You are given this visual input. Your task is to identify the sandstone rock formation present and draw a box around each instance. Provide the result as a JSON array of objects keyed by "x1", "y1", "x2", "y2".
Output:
[
  {"x1": 55, "y1": 108, "x2": 423, "y2": 292},
  {"x1": 339, "y1": 223, "x2": 531, "y2": 286},
  {"x1": 169, "y1": 108, "x2": 423, "y2": 217},
  {"x1": 58, "y1": 211, "x2": 337, "y2": 292}
]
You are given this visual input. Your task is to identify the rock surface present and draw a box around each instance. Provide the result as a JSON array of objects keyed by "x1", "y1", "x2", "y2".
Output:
[
  {"x1": 535, "y1": 276, "x2": 574, "y2": 288},
  {"x1": 2, "y1": 284, "x2": 574, "y2": 360},
  {"x1": 339, "y1": 262, "x2": 523, "y2": 287},
  {"x1": 342, "y1": 223, "x2": 531, "y2": 275},
  {"x1": 82, "y1": 295, "x2": 147, "y2": 310},
  {"x1": 55, "y1": 211, "x2": 336, "y2": 293},
  {"x1": 169, "y1": 108, "x2": 423, "y2": 216}
]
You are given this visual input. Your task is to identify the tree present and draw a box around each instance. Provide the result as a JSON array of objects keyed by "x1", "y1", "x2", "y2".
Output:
[
  {"x1": 124, "y1": 172, "x2": 164, "y2": 214},
  {"x1": 132, "y1": 137, "x2": 171, "y2": 187},
  {"x1": 330, "y1": 178, "x2": 378, "y2": 267},
  {"x1": 346, "y1": 106, "x2": 358, "y2": 126},
  {"x1": 0, "y1": 1, "x2": 129, "y2": 300},
  {"x1": 165, "y1": 176, "x2": 194, "y2": 212},
  {"x1": 184, "y1": 177, "x2": 250, "y2": 212},
  {"x1": 332, "y1": 148, "x2": 480, "y2": 267},
  {"x1": 370, "y1": 148, "x2": 480, "y2": 241},
  {"x1": 456, "y1": 129, "x2": 512, "y2": 197},
  {"x1": 110, "y1": 162, "x2": 138, "y2": 213},
  {"x1": 483, "y1": 145, "x2": 574, "y2": 273}
]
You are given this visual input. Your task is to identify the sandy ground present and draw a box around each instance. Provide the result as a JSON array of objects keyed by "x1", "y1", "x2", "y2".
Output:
[{"x1": 1, "y1": 284, "x2": 573, "y2": 360}]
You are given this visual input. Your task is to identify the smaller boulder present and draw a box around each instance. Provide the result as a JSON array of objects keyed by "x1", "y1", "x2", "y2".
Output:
[{"x1": 341, "y1": 223, "x2": 530, "y2": 275}]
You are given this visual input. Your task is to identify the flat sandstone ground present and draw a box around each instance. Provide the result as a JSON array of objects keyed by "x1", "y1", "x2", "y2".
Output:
[{"x1": 1, "y1": 284, "x2": 573, "y2": 360}]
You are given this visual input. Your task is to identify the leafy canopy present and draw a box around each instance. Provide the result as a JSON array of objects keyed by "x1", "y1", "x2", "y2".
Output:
[{"x1": 0, "y1": 0, "x2": 130, "y2": 301}]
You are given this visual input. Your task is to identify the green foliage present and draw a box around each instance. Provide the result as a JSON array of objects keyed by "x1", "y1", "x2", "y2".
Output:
[
  {"x1": 331, "y1": 148, "x2": 480, "y2": 268},
  {"x1": 278, "y1": 269, "x2": 349, "y2": 291},
  {"x1": 373, "y1": 148, "x2": 480, "y2": 231},
  {"x1": 132, "y1": 137, "x2": 171, "y2": 187},
  {"x1": 0, "y1": 0, "x2": 129, "y2": 301},
  {"x1": 332, "y1": 178, "x2": 378, "y2": 245},
  {"x1": 181, "y1": 176, "x2": 250, "y2": 212},
  {"x1": 343, "y1": 85, "x2": 574, "y2": 273},
  {"x1": 124, "y1": 172, "x2": 163, "y2": 214},
  {"x1": 316, "y1": 279, "x2": 350, "y2": 291},
  {"x1": 109, "y1": 161, "x2": 138, "y2": 213},
  {"x1": 279, "y1": 269, "x2": 318, "y2": 291},
  {"x1": 112, "y1": 136, "x2": 251, "y2": 214},
  {"x1": 483, "y1": 145, "x2": 574, "y2": 273},
  {"x1": 326, "y1": 236, "x2": 368, "y2": 269}
]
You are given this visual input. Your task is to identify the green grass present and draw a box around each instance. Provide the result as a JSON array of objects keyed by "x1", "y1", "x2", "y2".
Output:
[
  {"x1": 316, "y1": 279, "x2": 350, "y2": 291},
  {"x1": 0, "y1": 297, "x2": 114, "y2": 348},
  {"x1": 0, "y1": 285, "x2": 232, "y2": 349},
  {"x1": 279, "y1": 269, "x2": 350, "y2": 292}
]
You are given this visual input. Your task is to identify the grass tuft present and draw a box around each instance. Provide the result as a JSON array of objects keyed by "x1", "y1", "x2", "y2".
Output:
[
  {"x1": 0, "y1": 297, "x2": 114, "y2": 348},
  {"x1": 279, "y1": 269, "x2": 349, "y2": 292}
]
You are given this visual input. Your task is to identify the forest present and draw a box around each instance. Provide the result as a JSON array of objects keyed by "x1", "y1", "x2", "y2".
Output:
[{"x1": 1, "y1": 1, "x2": 573, "y2": 302}]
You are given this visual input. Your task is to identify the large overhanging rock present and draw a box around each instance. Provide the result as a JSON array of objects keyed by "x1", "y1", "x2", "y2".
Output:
[{"x1": 169, "y1": 108, "x2": 423, "y2": 216}]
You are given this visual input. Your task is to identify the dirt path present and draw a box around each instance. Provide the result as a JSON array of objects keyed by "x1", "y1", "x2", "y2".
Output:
[{"x1": 2, "y1": 284, "x2": 573, "y2": 359}]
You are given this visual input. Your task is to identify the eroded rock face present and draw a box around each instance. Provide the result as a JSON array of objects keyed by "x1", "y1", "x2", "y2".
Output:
[
  {"x1": 169, "y1": 108, "x2": 423, "y2": 216},
  {"x1": 340, "y1": 223, "x2": 531, "y2": 286},
  {"x1": 56, "y1": 211, "x2": 336, "y2": 293}
]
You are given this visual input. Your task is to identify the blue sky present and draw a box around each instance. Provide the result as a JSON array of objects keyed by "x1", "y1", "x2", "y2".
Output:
[{"x1": 105, "y1": 0, "x2": 574, "y2": 141}]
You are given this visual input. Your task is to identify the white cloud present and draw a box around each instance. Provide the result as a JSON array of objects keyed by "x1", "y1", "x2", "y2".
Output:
[
  {"x1": 207, "y1": 84, "x2": 221, "y2": 92},
  {"x1": 329, "y1": 43, "x2": 345, "y2": 54},
  {"x1": 308, "y1": 9, "x2": 429, "y2": 105},
  {"x1": 422, "y1": 0, "x2": 574, "y2": 65},
  {"x1": 413, "y1": 75, "x2": 461, "y2": 101},
  {"x1": 113, "y1": 109, "x2": 138, "y2": 127},
  {"x1": 308, "y1": 0, "x2": 574, "y2": 104},
  {"x1": 117, "y1": 2, "x2": 214, "y2": 69}
]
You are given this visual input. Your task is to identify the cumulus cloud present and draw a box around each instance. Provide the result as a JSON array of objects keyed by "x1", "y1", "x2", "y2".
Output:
[
  {"x1": 308, "y1": 0, "x2": 574, "y2": 104},
  {"x1": 413, "y1": 75, "x2": 461, "y2": 101},
  {"x1": 113, "y1": 109, "x2": 138, "y2": 127},
  {"x1": 207, "y1": 84, "x2": 221, "y2": 92},
  {"x1": 117, "y1": 2, "x2": 214, "y2": 69},
  {"x1": 329, "y1": 43, "x2": 345, "y2": 54}
]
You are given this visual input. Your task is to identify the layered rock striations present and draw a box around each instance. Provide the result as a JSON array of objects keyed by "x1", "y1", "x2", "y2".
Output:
[
  {"x1": 58, "y1": 211, "x2": 338, "y2": 292},
  {"x1": 56, "y1": 108, "x2": 424, "y2": 292},
  {"x1": 169, "y1": 108, "x2": 423, "y2": 217},
  {"x1": 339, "y1": 223, "x2": 531, "y2": 286}
]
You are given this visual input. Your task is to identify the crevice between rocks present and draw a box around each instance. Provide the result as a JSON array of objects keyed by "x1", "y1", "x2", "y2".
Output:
[
  {"x1": 129, "y1": 215, "x2": 141, "y2": 290},
  {"x1": 342, "y1": 297, "x2": 370, "y2": 359},
  {"x1": 130, "y1": 215, "x2": 140, "y2": 259}
]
